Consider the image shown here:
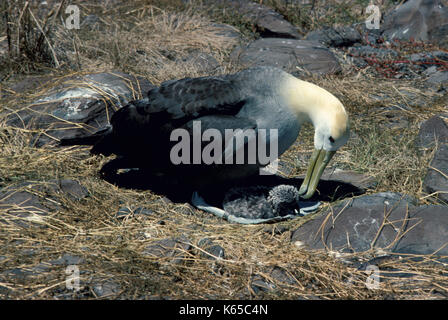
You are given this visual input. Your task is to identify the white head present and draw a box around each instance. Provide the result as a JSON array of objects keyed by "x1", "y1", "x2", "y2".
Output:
[{"x1": 280, "y1": 74, "x2": 350, "y2": 198}]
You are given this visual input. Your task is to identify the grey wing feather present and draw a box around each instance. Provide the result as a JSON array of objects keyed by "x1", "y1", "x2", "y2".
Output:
[{"x1": 141, "y1": 75, "x2": 245, "y2": 119}]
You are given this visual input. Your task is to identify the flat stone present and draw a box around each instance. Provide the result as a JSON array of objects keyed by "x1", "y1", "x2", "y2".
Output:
[
  {"x1": 381, "y1": 0, "x2": 448, "y2": 42},
  {"x1": 225, "y1": 0, "x2": 302, "y2": 39},
  {"x1": 116, "y1": 207, "x2": 153, "y2": 219},
  {"x1": 306, "y1": 26, "x2": 361, "y2": 47},
  {"x1": 423, "y1": 143, "x2": 448, "y2": 203},
  {"x1": 415, "y1": 116, "x2": 448, "y2": 150},
  {"x1": 177, "y1": 51, "x2": 221, "y2": 74},
  {"x1": 197, "y1": 238, "x2": 225, "y2": 260},
  {"x1": 143, "y1": 236, "x2": 192, "y2": 264},
  {"x1": 291, "y1": 192, "x2": 448, "y2": 258},
  {"x1": 49, "y1": 254, "x2": 84, "y2": 266},
  {"x1": 92, "y1": 279, "x2": 121, "y2": 298},
  {"x1": 0, "y1": 179, "x2": 87, "y2": 228},
  {"x1": 232, "y1": 38, "x2": 341, "y2": 75},
  {"x1": 427, "y1": 71, "x2": 448, "y2": 85},
  {"x1": 4, "y1": 72, "x2": 154, "y2": 146}
]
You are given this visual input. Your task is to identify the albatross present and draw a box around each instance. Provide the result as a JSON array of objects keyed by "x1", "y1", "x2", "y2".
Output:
[
  {"x1": 60, "y1": 66, "x2": 349, "y2": 199},
  {"x1": 191, "y1": 184, "x2": 321, "y2": 224}
]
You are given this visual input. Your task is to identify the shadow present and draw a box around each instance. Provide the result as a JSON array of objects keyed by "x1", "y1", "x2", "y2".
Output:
[{"x1": 103, "y1": 170, "x2": 365, "y2": 206}]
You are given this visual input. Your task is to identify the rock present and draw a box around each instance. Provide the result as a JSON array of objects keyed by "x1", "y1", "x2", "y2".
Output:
[
  {"x1": 45, "y1": 179, "x2": 89, "y2": 200},
  {"x1": 92, "y1": 279, "x2": 121, "y2": 298},
  {"x1": 116, "y1": 207, "x2": 153, "y2": 219},
  {"x1": 232, "y1": 38, "x2": 341, "y2": 75},
  {"x1": 225, "y1": 0, "x2": 302, "y2": 39},
  {"x1": 0, "y1": 179, "x2": 87, "y2": 228},
  {"x1": 4, "y1": 72, "x2": 154, "y2": 147},
  {"x1": 291, "y1": 192, "x2": 448, "y2": 258},
  {"x1": 49, "y1": 254, "x2": 84, "y2": 266},
  {"x1": 426, "y1": 71, "x2": 448, "y2": 85},
  {"x1": 269, "y1": 266, "x2": 297, "y2": 286},
  {"x1": 306, "y1": 26, "x2": 361, "y2": 47},
  {"x1": 210, "y1": 23, "x2": 241, "y2": 40},
  {"x1": 197, "y1": 238, "x2": 225, "y2": 260},
  {"x1": 143, "y1": 236, "x2": 192, "y2": 264},
  {"x1": 176, "y1": 51, "x2": 221, "y2": 74},
  {"x1": 348, "y1": 45, "x2": 399, "y2": 59},
  {"x1": 250, "y1": 275, "x2": 275, "y2": 294},
  {"x1": 381, "y1": 0, "x2": 448, "y2": 42},
  {"x1": 423, "y1": 143, "x2": 448, "y2": 203},
  {"x1": 429, "y1": 23, "x2": 448, "y2": 47},
  {"x1": 415, "y1": 116, "x2": 448, "y2": 150}
]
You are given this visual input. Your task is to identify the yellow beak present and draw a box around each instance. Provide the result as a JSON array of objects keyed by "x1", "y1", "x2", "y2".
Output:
[{"x1": 298, "y1": 149, "x2": 335, "y2": 199}]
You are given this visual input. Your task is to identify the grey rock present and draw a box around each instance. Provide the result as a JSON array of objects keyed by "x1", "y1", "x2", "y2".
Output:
[
  {"x1": 348, "y1": 45, "x2": 399, "y2": 59},
  {"x1": 116, "y1": 207, "x2": 153, "y2": 219},
  {"x1": 423, "y1": 143, "x2": 448, "y2": 203},
  {"x1": 269, "y1": 266, "x2": 297, "y2": 286},
  {"x1": 226, "y1": 0, "x2": 302, "y2": 39},
  {"x1": 49, "y1": 254, "x2": 84, "y2": 266},
  {"x1": 143, "y1": 236, "x2": 192, "y2": 264},
  {"x1": 197, "y1": 238, "x2": 225, "y2": 260},
  {"x1": 306, "y1": 26, "x2": 361, "y2": 47},
  {"x1": 210, "y1": 23, "x2": 241, "y2": 40},
  {"x1": 4, "y1": 72, "x2": 154, "y2": 146},
  {"x1": 45, "y1": 179, "x2": 89, "y2": 200},
  {"x1": 251, "y1": 275, "x2": 275, "y2": 294},
  {"x1": 415, "y1": 116, "x2": 448, "y2": 150},
  {"x1": 92, "y1": 279, "x2": 121, "y2": 298},
  {"x1": 381, "y1": 0, "x2": 448, "y2": 42},
  {"x1": 291, "y1": 192, "x2": 448, "y2": 257},
  {"x1": 426, "y1": 71, "x2": 448, "y2": 85},
  {"x1": 177, "y1": 51, "x2": 221, "y2": 74},
  {"x1": 0, "y1": 179, "x2": 87, "y2": 228},
  {"x1": 232, "y1": 38, "x2": 341, "y2": 75}
]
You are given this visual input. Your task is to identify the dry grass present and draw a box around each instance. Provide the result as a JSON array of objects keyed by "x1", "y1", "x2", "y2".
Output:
[{"x1": 0, "y1": 0, "x2": 447, "y2": 300}]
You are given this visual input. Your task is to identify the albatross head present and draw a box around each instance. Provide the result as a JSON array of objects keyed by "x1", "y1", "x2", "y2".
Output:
[{"x1": 281, "y1": 75, "x2": 350, "y2": 199}]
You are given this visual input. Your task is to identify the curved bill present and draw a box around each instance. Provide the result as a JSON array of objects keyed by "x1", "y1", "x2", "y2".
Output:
[{"x1": 298, "y1": 148, "x2": 336, "y2": 199}]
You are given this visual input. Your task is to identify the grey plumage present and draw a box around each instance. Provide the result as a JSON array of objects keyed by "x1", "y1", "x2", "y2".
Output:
[
  {"x1": 223, "y1": 185, "x2": 301, "y2": 219},
  {"x1": 60, "y1": 66, "x2": 297, "y2": 187}
]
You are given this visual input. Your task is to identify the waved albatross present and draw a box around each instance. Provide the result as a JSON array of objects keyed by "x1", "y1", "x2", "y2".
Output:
[{"x1": 60, "y1": 66, "x2": 350, "y2": 199}]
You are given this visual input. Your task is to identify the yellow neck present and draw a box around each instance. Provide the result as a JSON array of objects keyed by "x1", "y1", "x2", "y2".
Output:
[{"x1": 280, "y1": 76, "x2": 348, "y2": 138}]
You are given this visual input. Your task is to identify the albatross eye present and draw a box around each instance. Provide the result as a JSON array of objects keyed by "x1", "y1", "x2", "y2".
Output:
[{"x1": 329, "y1": 136, "x2": 335, "y2": 143}]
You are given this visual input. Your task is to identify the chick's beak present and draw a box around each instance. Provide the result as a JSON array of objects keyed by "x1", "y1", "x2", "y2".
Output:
[{"x1": 298, "y1": 149, "x2": 335, "y2": 199}]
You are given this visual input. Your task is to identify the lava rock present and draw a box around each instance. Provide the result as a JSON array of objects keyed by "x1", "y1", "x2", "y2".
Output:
[
  {"x1": 232, "y1": 38, "x2": 341, "y2": 75},
  {"x1": 291, "y1": 192, "x2": 448, "y2": 258},
  {"x1": 0, "y1": 179, "x2": 88, "y2": 228},
  {"x1": 143, "y1": 236, "x2": 192, "y2": 264},
  {"x1": 4, "y1": 72, "x2": 154, "y2": 147},
  {"x1": 176, "y1": 51, "x2": 221, "y2": 74},
  {"x1": 423, "y1": 143, "x2": 448, "y2": 203},
  {"x1": 381, "y1": 0, "x2": 448, "y2": 42},
  {"x1": 306, "y1": 26, "x2": 361, "y2": 47},
  {"x1": 415, "y1": 116, "x2": 448, "y2": 150},
  {"x1": 426, "y1": 71, "x2": 448, "y2": 85},
  {"x1": 224, "y1": 0, "x2": 302, "y2": 39},
  {"x1": 197, "y1": 238, "x2": 225, "y2": 260},
  {"x1": 116, "y1": 207, "x2": 153, "y2": 219}
]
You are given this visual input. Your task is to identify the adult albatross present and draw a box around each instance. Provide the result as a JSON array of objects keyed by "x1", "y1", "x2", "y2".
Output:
[{"x1": 60, "y1": 66, "x2": 349, "y2": 199}]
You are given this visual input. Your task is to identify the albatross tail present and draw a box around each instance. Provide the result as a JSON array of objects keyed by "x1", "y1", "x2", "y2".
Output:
[{"x1": 59, "y1": 126, "x2": 112, "y2": 147}]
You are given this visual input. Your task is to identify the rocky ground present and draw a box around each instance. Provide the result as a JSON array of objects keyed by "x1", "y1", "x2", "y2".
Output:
[{"x1": 0, "y1": 0, "x2": 447, "y2": 300}]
